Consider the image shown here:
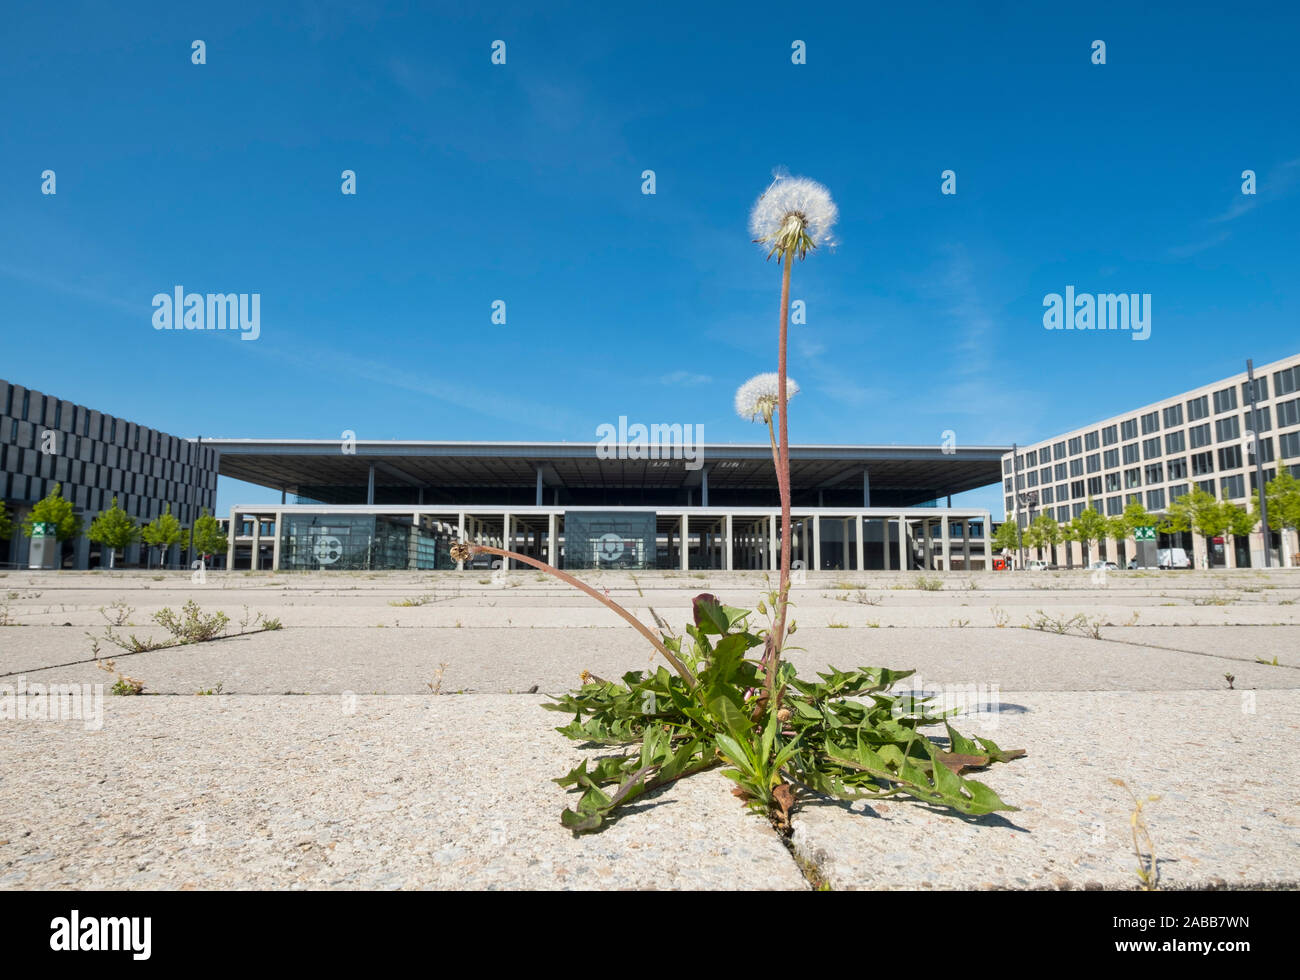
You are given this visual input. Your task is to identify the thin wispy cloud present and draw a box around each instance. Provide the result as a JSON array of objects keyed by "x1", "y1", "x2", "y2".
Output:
[
  {"x1": 0, "y1": 263, "x2": 140, "y2": 316},
  {"x1": 1208, "y1": 197, "x2": 1256, "y2": 224},
  {"x1": 1168, "y1": 231, "x2": 1232, "y2": 258},
  {"x1": 659, "y1": 370, "x2": 712, "y2": 387},
  {"x1": 1181, "y1": 157, "x2": 1300, "y2": 254},
  {"x1": 244, "y1": 342, "x2": 583, "y2": 437},
  {"x1": 793, "y1": 334, "x2": 875, "y2": 408}
]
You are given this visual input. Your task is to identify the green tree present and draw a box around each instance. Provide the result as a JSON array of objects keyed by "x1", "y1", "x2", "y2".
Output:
[
  {"x1": 1158, "y1": 494, "x2": 1193, "y2": 558},
  {"x1": 1121, "y1": 495, "x2": 1156, "y2": 536},
  {"x1": 1253, "y1": 469, "x2": 1300, "y2": 565},
  {"x1": 1070, "y1": 502, "x2": 1108, "y2": 565},
  {"x1": 1031, "y1": 512, "x2": 1062, "y2": 564},
  {"x1": 1105, "y1": 515, "x2": 1127, "y2": 562},
  {"x1": 1165, "y1": 488, "x2": 1227, "y2": 567},
  {"x1": 21, "y1": 483, "x2": 82, "y2": 542},
  {"x1": 1223, "y1": 502, "x2": 1256, "y2": 540},
  {"x1": 0, "y1": 500, "x2": 12, "y2": 541},
  {"x1": 1022, "y1": 521, "x2": 1042, "y2": 556},
  {"x1": 87, "y1": 496, "x2": 139, "y2": 569},
  {"x1": 1060, "y1": 519, "x2": 1079, "y2": 568},
  {"x1": 191, "y1": 509, "x2": 228, "y2": 561},
  {"x1": 141, "y1": 505, "x2": 185, "y2": 568},
  {"x1": 992, "y1": 519, "x2": 1022, "y2": 557},
  {"x1": 1110, "y1": 495, "x2": 1156, "y2": 567}
]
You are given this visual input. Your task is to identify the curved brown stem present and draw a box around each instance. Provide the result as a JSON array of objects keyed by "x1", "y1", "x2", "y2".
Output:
[
  {"x1": 766, "y1": 251, "x2": 795, "y2": 702},
  {"x1": 466, "y1": 544, "x2": 697, "y2": 687}
]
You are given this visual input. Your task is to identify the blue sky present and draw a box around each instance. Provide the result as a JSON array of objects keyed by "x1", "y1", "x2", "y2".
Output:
[{"x1": 2, "y1": 1, "x2": 1297, "y2": 516}]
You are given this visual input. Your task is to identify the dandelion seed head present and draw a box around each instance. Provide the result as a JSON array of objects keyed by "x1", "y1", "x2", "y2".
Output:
[
  {"x1": 749, "y1": 175, "x2": 837, "y2": 258},
  {"x1": 735, "y1": 373, "x2": 800, "y2": 423}
]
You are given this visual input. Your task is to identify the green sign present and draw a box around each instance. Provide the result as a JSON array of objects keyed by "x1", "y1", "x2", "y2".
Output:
[
  {"x1": 31, "y1": 522, "x2": 54, "y2": 539},
  {"x1": 1134, "y1": 525, "x2": 1156, "y2": 541}
]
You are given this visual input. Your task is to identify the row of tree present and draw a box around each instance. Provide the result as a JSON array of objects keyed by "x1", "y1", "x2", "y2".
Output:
[
  {"x1": 992, "y1": 469, "x2": 1300, "y2": 566},
  {"x1": 0, "y1": 482, "x2": 229, "y2": 568}
]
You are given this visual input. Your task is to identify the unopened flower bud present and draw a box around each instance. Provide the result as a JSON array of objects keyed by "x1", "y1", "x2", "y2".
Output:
[{"x1": 777, "y1": 708, "x2": 792, "y2": 723}]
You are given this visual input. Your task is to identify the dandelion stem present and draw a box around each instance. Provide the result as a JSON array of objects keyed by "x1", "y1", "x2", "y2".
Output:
[
  {"x1": 766, "y1": 250, "x2": 795, "y2": 703},
  {"x1": 466, "y1": 544, "x2": 697, "y2": 687}
]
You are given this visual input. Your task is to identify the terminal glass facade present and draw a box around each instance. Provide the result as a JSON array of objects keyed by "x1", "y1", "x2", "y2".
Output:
[
  {"x1": 278, "y1": 513, "x2": 450, "y2": 570},
  {"x1": 563, "y1": 510, "x2": 657, "y2": 569}
]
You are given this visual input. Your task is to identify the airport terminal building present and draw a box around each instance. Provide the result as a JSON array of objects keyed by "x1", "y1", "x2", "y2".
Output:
[
  {"x1": 210, "y1": 440, "x2": 1007, "y2": 573},
  {"x1": 0, "y1": 373, "x2": 1005, "y2": 573},
  {"x1": 1002, "y1": 352, "x2": 1300, "y2": 568}
]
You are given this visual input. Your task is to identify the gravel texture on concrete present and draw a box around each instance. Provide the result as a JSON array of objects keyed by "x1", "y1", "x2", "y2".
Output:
[
  {"x1": 2, "y1": 568, "x2": 1298, "y2": 891},
  {"x1": 790, "y1": 690, "x2": 1300, "y2": 890},
  {"x1": 6, "y1": 625, "x2": 1297, "y2": 695},
  {"x1": 0, "y1": 695, "x2": 803, "y2": 890}
]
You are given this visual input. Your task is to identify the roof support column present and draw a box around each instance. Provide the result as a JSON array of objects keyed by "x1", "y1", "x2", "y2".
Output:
[
  {"x1": 855, "y1": 515, "x2": 865, "y2": 572},
  {"x1": 863, "y1": 468, "x2": 871, "y2": 507},
  {"x1": 548, "y1": 512, "x2": 558, "y2": 567},
  {"x1": 962, "y1": 518, "x2": 971, "y2": 569},
  {"x1": 227, "y1": 506, "x2": 237, "y2": 570},
  {"x1": 724, "y1": 513, "x2": 733, "y2": 570},
  {"x1": 812, "y1": 515, "x2": 821, "y2": 572},
  {"x1": 701, "y1": 467, "x2": 709, "y2": 508},
  {"x1": 983, "y1": 513, "x2": 992, "y2": 571},
  {"x1": 366, "y1": 463, "x2": 375, "y2": 506},
  {"x1": 272, "y1": 510, "x2": 282, "y2": 570},
  {"x1": 769, "y1": 514, "x2": 777, "y2": 571},
  {"x1": 680, "y1": 514, "x2": 689, "y2": 571},
  {"x1": 941, "y1": 515, "x2": 950, "y2": 572},
  {"x1": 536, "y1": 466, "x2": 543, "y2": 507},
  {"x1": 503, "y1": 513, "x2": 512, "y2": 570},
  {"x1": 841, "y1": 518, "x2": 849, "y2": 571},
  {"x1": 897, "y1": 515, "x2": 908, "y2": 571},
  {"x1": 457, "y1": 512, "x2": 466, "y2": 570}
]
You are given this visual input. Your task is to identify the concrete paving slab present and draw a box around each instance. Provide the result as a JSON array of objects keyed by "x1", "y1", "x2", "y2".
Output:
[
  {"x1": 4, "y1": 568, "x2": 1299, "y2": 891},
  {"x1": 1099, "y1": 625, "x2": 1300, "y2": 667},
  {"x1": 10, "y1": 624, "x2": 1297, "y2": 695},
  {"x1": 0, "y1": 695, "x2": 804, "y2": 890},
  {"x1": 16, "y1": 621, "x2": 1300, "y2": 694},
  {"x1": 790, "y1": 690, "x2": 1300, "y2": 890}
]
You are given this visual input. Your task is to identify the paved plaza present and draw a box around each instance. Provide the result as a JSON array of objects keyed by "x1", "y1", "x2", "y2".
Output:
[{"x1": 1, "y1": 568, "x2": 1297, "y2": 889}]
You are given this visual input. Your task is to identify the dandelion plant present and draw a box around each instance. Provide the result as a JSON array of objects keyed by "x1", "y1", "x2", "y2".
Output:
[
  {"x1": 450, "y1": 174, "x2": 1024, "y2": 835},
  {"x1": 748, "y1": 175, "x2": 837, "y2": 693}
]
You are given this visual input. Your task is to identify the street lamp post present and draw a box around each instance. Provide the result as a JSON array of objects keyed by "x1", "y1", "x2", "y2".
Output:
[
  {"x1": 1017, "y1": 489, "x2": 1039, "y2": 569},
  {"x1": 1246, "y1": 359, "x2": 1272, "y2": 567}
]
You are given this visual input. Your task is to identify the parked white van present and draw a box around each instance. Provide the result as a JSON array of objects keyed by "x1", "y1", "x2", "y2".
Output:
[{"x1": 1157, "y1": 548, "x2": 1191, "y2": 569}]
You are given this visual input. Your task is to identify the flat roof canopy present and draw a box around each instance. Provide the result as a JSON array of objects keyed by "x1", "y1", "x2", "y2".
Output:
[{"x1": 208, "y1": 440, "x2": 1007, "y2": 506}]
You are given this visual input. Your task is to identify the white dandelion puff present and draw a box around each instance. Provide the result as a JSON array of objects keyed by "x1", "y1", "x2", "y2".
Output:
[
  {"x1": 749, "y1": 175, "x2": 837, "y2": 259},
  {"x1": 735, "y1": 373, "x2": 800, "y2": 423}
]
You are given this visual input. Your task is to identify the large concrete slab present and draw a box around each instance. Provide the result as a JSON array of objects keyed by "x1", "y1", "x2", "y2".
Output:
[
  {"x1": 0, "y1": 695, "x2": 804, "y2": 890},
  {"x1": 9, "y1": 625, "x2": 1297, "y2": 695},
  {"x1": 1099, "y1": 625, "x2": 1299, "y2": 666},
  {"x1": 4, "y1": 568, "x2": 1299, "y2": 891},
  {"x1": 790, "y1": 690, "x2": 1300, "y2": 890}
]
